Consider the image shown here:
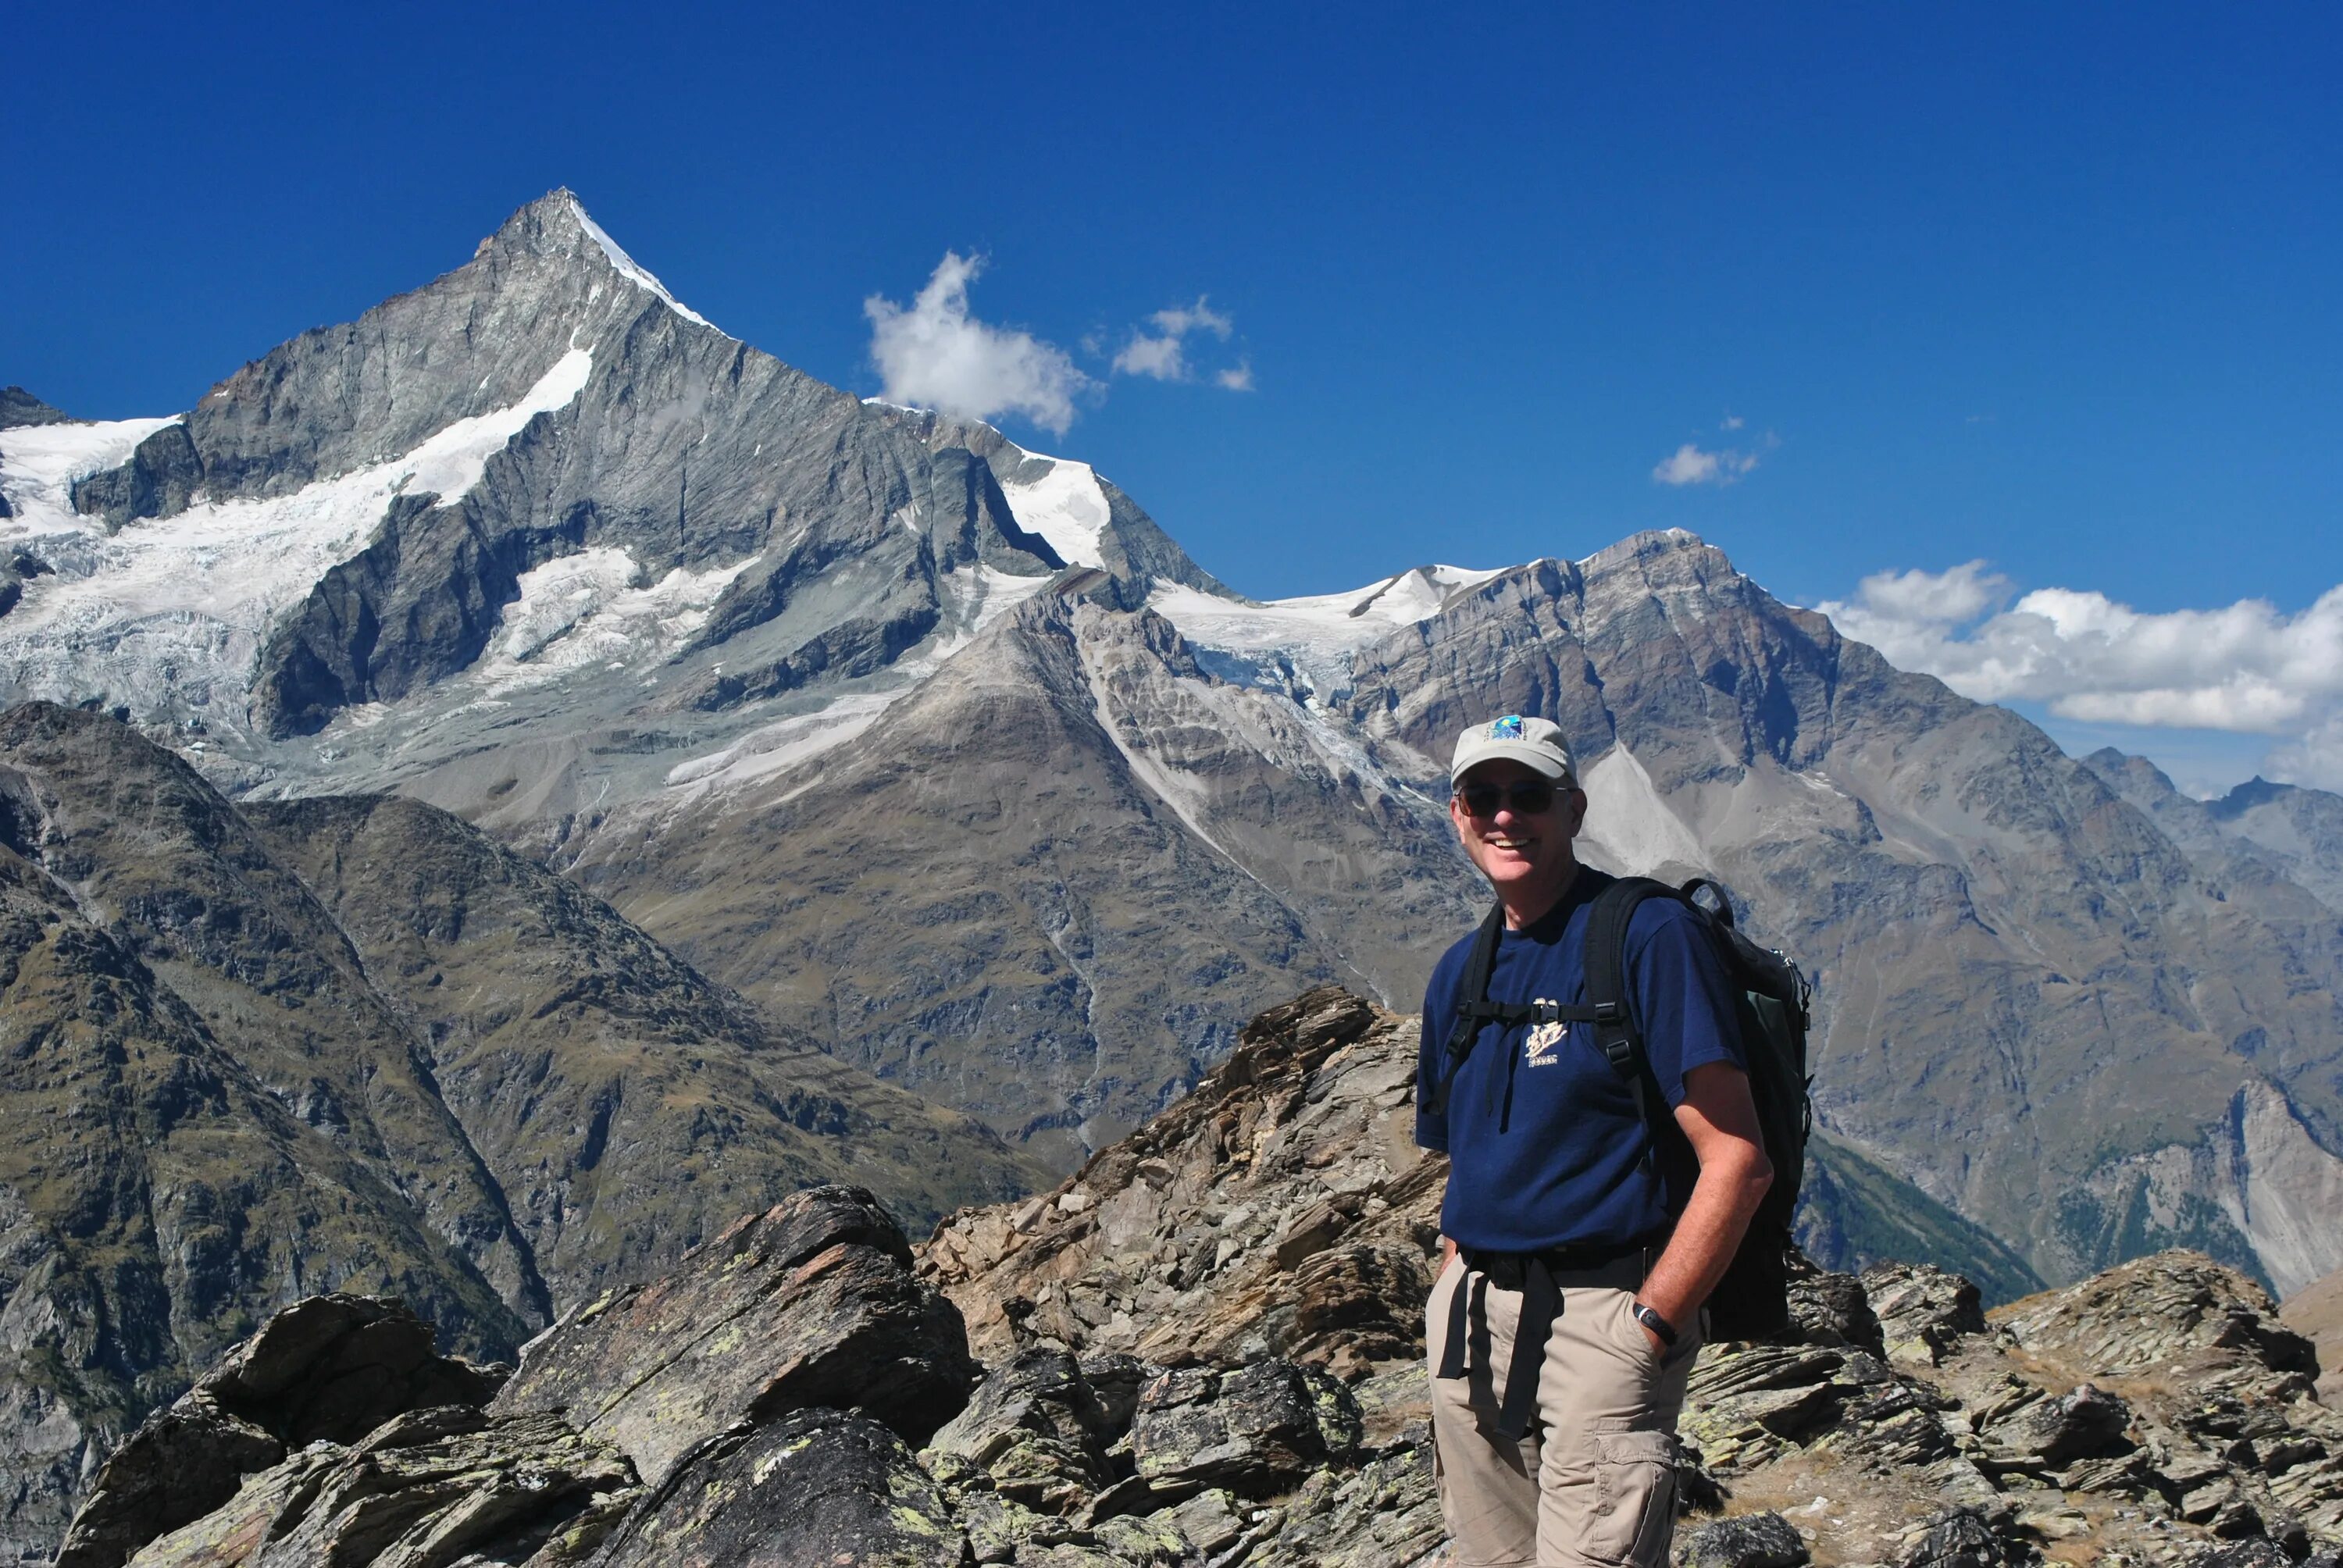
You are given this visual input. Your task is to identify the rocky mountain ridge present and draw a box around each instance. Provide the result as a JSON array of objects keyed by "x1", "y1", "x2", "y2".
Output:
[{"x1": 56, "y1": 988, "x2": 2343, "y2": 1567}]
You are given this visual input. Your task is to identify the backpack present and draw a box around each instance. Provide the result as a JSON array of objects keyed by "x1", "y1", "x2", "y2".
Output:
[{"x1": 1426, "y1": 875, "x2": 1813, "y2": 1342}]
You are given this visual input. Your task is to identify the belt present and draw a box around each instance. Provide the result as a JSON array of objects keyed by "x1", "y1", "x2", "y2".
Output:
[{"x1": 1435, "y1": 1238, "x2": 1662, "y2": 1441}]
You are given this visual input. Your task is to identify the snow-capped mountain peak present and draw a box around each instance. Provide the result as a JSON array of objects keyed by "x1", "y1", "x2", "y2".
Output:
[{"x1": 564, "y1": 192, "x2": 716, "y2": 330}]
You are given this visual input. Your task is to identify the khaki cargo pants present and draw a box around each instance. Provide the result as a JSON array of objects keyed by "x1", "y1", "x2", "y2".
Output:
[{"x1": 1425, "y1": 1252, "x2": 1699, "y2": 1567}]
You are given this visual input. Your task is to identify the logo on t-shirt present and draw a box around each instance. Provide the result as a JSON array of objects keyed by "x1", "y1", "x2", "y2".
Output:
[{"x1": 1524, "y1": 1009, "x2": 1566, "y2": 1065}]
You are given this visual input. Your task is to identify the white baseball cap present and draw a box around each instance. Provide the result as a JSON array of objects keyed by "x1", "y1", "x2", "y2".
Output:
[{"x1": 1449, "y1": 714, "x2": 1577, "y2": 786}]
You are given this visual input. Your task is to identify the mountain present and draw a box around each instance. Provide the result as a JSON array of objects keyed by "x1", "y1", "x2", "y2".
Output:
[
  {"x1": 0, "y1": 702, "x2": 1039, "y2": 1558},
  {"x1": 7, "y1": 194, "x2": 2343, "y2": 1299},
  {"x1": 2084, "y1": 750, "x2": 2343, "y2": 917}
]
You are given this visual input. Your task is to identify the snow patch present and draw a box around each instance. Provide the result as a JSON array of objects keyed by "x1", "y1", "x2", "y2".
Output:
[
  {"x1": 1578, "y1": 744, "x2": 1710, "y2": 877},
  {"x1": 1149, "y1": 565, "x2": 1500, "y2": 704},
  {"x1": 568, "y1": 198, "x2": 715, "y2": 330},
  {"x1": 0, "y1": 349, "x2": 595, "y2": 731},
  {"x1": 474, "y1": 545, "x2": 758, "y2": 695},
  {"x1": 663, "y1": 691, "x2": 903, "y2": 796},
  {"x1": 0, "y1": 416, "x2": 184, "y2": 532},
  {"x1": 997, "y1": 455, "x2": 1111, "y2": 569}
]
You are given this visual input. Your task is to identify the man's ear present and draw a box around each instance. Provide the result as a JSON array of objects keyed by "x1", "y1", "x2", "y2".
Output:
[{"x1": 1562, "y1": 786, "x2": 1589, "y2": 836}]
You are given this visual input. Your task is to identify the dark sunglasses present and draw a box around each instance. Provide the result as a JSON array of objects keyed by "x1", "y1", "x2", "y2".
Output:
[{"x1": 1453, "y1": 780, "x2": 1560, "y2": 818}]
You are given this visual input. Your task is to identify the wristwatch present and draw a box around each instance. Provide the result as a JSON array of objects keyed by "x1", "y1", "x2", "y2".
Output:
[{"x1": 1632, "y1": 1302, "x2": 1678, "y2": 1347}]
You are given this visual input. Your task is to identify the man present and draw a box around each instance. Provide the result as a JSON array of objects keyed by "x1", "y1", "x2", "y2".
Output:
[{"x1": 1418, "y1": 715, "x2": 1773, "y2": 1567}]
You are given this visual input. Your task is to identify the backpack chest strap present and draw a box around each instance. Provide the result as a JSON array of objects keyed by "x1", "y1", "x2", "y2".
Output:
[{"x1": 1457, "y1": 999, "x2": 1619, "y2": 1028}]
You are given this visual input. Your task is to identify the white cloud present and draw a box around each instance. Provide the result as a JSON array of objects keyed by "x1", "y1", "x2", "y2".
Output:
[
  {"x1": 1817, "y1": 564, "x2": 2343, "y2": 786},
  {"x1": 1111, "y1": 296, "x2": 1244, "y2": 387},
  {"x1": 1652, "y1": 442, "x2": 1761, "y2": 486},
  {"x1": 1112, "y1": 332, "x2": 1189, "y2": 381},
  {"x1": 1721, "y1": 413, "x2": 1746, "y2": 431},
  {"x1": 865, "y1": 253, "x2": 1091, "y2": 436}
]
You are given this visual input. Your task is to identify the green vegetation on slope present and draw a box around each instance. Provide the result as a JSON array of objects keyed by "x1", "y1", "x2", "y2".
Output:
[{"x1": 1796, "y1": 1133, "x2": 2045, "y2": 1306}]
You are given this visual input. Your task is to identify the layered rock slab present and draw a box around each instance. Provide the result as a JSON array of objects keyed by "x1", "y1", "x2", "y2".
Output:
[
  {"x1": 492, "y1": 1185, "x2": 976, "y2": 1484},
  {"x1": 55, "y1": 1295, "x2": 512, "y2": 1568}
]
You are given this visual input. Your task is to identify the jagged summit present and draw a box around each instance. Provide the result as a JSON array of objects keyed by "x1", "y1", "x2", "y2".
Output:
[
  {"x1": 562, "y1": 193, "x2": 715, "y2": 327},
  {"x1": 0, "y1": 386, "x2": 70, "y2": 429}
]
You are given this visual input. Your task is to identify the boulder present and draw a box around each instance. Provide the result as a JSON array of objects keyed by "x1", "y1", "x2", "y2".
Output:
[
  {"x1": 1863, "y1": 1264, "x2": 1985, "y2": 1367},
  {"x1": 1674, "y1": 1510, "x2": 1811, "y2": 1568},
  {"x1": 493, "y1": 1186, "x2": 976, "y2": 1483},
  {"x1": 1785, "y1": 1262, "x2": 1886, "y2": 1358},
  {"x1": 1129, "y1": 1360, "x2": 1361, "y2": 1499},
  {"x1": 1896, "y1": 1506, "x2": 2015, "y2": 1568},
  {"x1": 928, "y1": 1348, "x2": 1118, "y2": 1471},
  {"x1": 587, "y1": 1407, "x2": 965, "y2": 1567},
  {"x1": 1977, "y1": 1382, "x2": 2132, "y2": 1470},
  {"x1": 123, "y1": 1408, "x2": 637, "y2": 1568},
  {"x1": 55, "y1": 1295, "x2": 508, "y2": 1568}
]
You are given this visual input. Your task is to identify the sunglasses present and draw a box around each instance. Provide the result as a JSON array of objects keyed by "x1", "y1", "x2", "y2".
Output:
[{"x1": 1453, "y1": 780, "x2": 1560, "y2": 818}]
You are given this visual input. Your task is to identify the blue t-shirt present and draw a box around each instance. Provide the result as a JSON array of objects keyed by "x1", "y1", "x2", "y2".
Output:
[{"x1": 1415, "y1": 868, "x2": 1745, "y2": 1253}]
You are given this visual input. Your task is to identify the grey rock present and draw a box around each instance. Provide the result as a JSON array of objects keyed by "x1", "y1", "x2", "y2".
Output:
[
  {"x1": 1785, "y1": 1260, "x2": 1888, "y2": 1356},
  {"x1": 0, "y1": 386, "x2": 70, "y2": 427},
  {"x1": 1675, "y1": 1510, "x2": 1811, "y2": 1568},
  {"x1": 55, "y1": 1295, "x2": 508, "y2": 1568},
  {"x1": 2184, "y1": 1541, "x2": 2294, "y2": 1568},
  {"x1": 1977, "y1": 1383, "x2": 2131, "y2": 1470},
  {"x1": 1863, "y1": 1263, "x2": 1987, "y2": 1367},
  {"x1": 123, "y1": 1408, "x2": 637, "y2": 1568},
  {"x1": 71, "y1": 422, "x2": 201, "y2": 531},
  {"x1": 587, "y1": 1406, "x2": 963, "y2": 1568},
  {"x1": 1128, "y1": 1360, "x2": 1358, "y2": 1499},
  {"x1": 492, "y1": 1185, "x2": 977, "y2": 1484},
  {"x1": 1895, "y1": 1507, "x2": 2017, "y2": 1568},
  {"x1": 926, "y1": 1348, "x2": 1117, "y2": 1485}
]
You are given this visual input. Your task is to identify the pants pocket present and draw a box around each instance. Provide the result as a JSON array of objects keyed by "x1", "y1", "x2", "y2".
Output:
[{"x1": 1587, "y1": 1428, "x2": 1678, "y2": 1566}]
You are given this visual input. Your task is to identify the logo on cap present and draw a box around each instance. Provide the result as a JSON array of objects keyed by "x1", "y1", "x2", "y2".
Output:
[{"x1": 1492, "y1": 715, "x2": 1525, "y2": 739}]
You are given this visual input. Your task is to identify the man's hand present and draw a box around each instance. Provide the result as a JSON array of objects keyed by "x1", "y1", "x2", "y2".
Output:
[{"x1": 1635, "y1": 1061, "x2": 1772, "y2": 1348}]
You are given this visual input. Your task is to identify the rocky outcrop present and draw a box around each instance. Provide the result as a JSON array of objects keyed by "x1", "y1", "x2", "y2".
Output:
[
  {"x1": 920, "y1": 987, "x2": 1439, "y2": 1384},
  {"x1": 491, "y1": 1186, "x2": 976, "y2": 1481},
  {"x1": 55, "y1": 1295, "x2": 512, "y2": 1568},
  {"x1": 0, "y1": 389, "x2": 69, "y2": 429},
  {"x1": 58, "y1": 989, "x2": 2343, "y2": 1565},
  {"x1": 924, "y1": 988, "x2": 2343, "y2": 1566}
]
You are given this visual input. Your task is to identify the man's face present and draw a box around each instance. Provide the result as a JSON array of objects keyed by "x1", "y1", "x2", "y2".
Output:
[{"x1": 1450, "y1": 758, "x2": 1586, "y2": 918}]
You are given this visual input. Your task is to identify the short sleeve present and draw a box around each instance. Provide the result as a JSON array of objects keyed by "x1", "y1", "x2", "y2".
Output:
[
  {"x1": 1623, "y1": 900, "x2": 1745, "y2": 1107},
  {"x1": 1414, "y1": 943, "x2": 1467, "y2": 1152}
]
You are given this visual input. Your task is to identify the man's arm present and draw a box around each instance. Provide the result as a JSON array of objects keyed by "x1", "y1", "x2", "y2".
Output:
[{"x1": 1634, "y1": 1060, "x2": 1771, "y2": 1351}]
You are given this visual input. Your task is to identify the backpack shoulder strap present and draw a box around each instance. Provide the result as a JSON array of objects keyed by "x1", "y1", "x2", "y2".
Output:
[
  {"x1": 1425, "y1": 903, "x2": 1516, "y2": 1116},
  {"x1": 1582, "y1": 876, "x2": 1683, "y2": 1168}
]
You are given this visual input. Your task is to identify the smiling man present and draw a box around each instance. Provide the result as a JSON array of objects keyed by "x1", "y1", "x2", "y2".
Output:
[{"x1": 1418, "y1": 715, "x2": 1772, "y2": 1567}]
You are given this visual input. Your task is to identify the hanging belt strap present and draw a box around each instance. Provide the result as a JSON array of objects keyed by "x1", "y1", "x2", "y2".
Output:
[{"x1": 1436, "y1": 1242, "x2": 1657, "y2": 1441}]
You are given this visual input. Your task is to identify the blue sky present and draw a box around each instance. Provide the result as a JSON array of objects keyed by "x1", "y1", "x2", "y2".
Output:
[{"x1": 8, "y1": 4, "x2": 2339, "y2": 792}]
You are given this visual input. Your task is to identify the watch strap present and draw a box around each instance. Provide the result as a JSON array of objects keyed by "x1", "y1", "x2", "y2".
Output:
[{"x1": 1633, "y1": 1302, "x2": 1678, "y2": 1346}]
